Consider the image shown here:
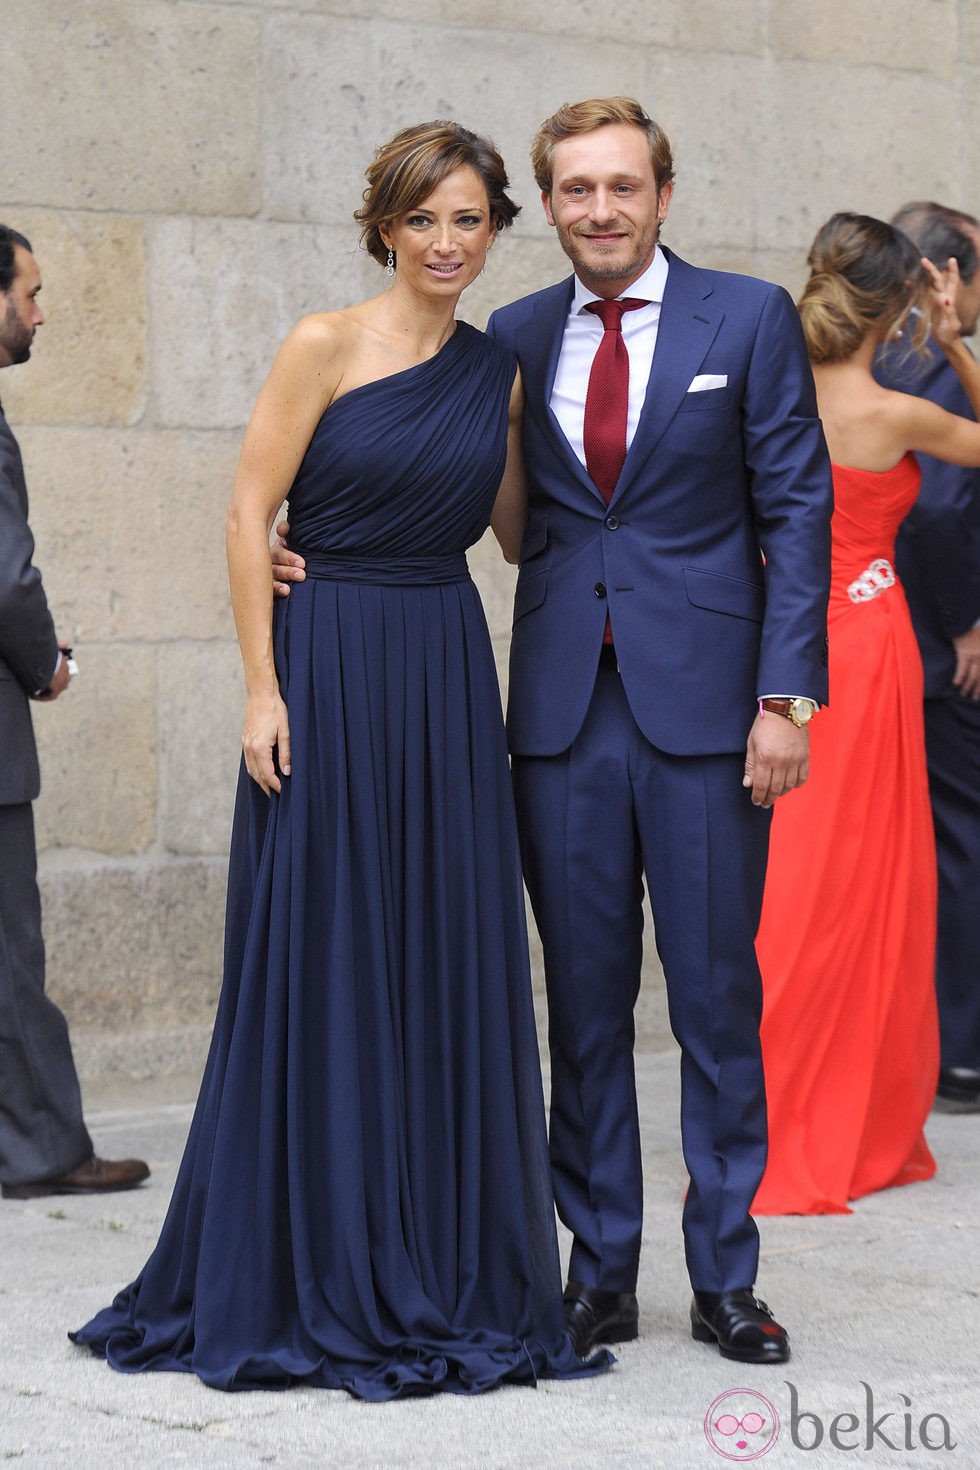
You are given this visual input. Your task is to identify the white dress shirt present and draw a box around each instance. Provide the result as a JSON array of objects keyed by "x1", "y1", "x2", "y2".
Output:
[{"x1": 550, "y1": 247, "x2": 669, "y2": 469}]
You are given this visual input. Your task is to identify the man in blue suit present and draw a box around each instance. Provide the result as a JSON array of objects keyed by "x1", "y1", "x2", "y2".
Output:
[
  {"x1": 485, "y1": 99, "x2": 832, "y2": 1363},
  {"x1": 272, "y1": 99, "x2": 832, "y2": 1362},
  {"x1": 878, "y1": 202, "x2": 980, "y2": 1111}
]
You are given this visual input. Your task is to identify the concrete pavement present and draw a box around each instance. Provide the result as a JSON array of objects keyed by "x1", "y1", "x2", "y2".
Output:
[{"x1": 1, "y1": 1051, "x2": 978, "y2": 1469}]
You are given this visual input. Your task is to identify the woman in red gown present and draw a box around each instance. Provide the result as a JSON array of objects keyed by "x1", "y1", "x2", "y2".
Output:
[{"x1": 754, "y1": 214, "x2": 980, "y2": 1215}]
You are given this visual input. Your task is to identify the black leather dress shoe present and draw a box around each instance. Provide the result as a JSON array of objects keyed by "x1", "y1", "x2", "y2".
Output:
[
  {"x1": 2, "y1": 1155, "x2": 150, "y2": 1200},
  {"x1": 563, "y1": 1281, "x2": 639, "y2": 1357},
  {"x1": 691, "y1": 1288, "x2": 790, "y2": 1364},
  {"x1": 937, "y1": 1067, "x2": 980, "y2": 1105}
]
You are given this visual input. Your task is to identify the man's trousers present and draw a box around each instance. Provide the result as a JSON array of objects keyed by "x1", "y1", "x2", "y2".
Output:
[
  {"x1": 0, "y1": 802, "x2": 91, "y2": 1186},
  {"x1": 513, "y1": 659, "x2": 772, "y2": 1295}
]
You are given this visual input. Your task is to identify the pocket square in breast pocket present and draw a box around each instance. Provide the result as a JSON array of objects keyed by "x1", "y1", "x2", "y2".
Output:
[{"x1": 687, "y1": 373, "x2": 728, "y2": 392}]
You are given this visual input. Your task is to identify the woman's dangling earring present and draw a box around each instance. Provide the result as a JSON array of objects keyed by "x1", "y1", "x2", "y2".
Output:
[
  {"x1": 385, "y1": 249, "x2": 395, "y2": 279},
  {"x1": 480, "y1": 252, "x2": 488, "y2": 277}
]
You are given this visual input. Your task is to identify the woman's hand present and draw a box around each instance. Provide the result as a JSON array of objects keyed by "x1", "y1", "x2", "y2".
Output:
[
  {"x1": 924, "y1": 255, "x2": 963, "y2": 348},
  {"x1": 242, "y1": 689, "x2": 291, "y2": 796}
]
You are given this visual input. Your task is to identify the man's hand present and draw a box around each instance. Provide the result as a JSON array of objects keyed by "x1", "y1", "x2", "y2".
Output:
[
  {"x1": 31, "y1": 644, "x2": 73, "y2": 702},
  {"x1": 742, "y1": 711, "x2": 810, "y2": 809},
  {"x1": 270, "y1": 519, "x2": 306, "y2": 598},
  {"x1": 952, "y1": 625, "x2": 980, "y2": 700}
]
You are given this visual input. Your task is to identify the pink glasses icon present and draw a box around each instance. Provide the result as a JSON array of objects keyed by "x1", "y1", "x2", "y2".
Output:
[
  {"x1": 714, "y1": 1412, "x2": 767, "y2": 1448},
  {"x1": 704, "y1": 1388, "x2": 779, "y2": 1460}
]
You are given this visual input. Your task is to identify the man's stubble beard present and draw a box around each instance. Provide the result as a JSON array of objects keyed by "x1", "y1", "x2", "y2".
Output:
[
  {"x1": 0, "y1": 297, "x2": 32, "y2": 365},
  {"x1": 554, "y1": 219, "x2": 660, "y2": 290}
]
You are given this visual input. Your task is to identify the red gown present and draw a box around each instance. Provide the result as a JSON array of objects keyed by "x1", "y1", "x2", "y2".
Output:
[{"x1": 752, "y1": 453, "x2": 939, "y2": 1216}]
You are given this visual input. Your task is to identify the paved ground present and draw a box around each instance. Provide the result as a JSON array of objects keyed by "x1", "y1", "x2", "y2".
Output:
[{"x1": 1, "y1": 1052, "x2": 977, "y2": 1469}]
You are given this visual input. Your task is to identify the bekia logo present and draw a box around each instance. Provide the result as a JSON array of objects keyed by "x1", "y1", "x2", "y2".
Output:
[
  {"x1": 704, "y1": 1382, "x2": 957, "y2": 1457},
  {"x1": 704, "y1": 1388, "x2": 779, "y2": 1461},
  {"x1": 786, "y1": 1382, "x2": 956, "y2": 1452}
]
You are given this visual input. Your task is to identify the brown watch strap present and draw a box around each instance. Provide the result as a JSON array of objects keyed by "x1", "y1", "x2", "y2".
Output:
[{"x1": 760, "y1": 698, "x2": 794, "y2": 718}]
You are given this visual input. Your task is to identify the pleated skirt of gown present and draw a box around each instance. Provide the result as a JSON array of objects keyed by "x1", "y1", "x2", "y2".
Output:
[{"x1": 71, "y1": 569, "x2": 607, "y2": 1396}]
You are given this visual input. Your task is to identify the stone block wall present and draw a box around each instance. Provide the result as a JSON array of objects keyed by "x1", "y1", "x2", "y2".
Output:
[{"x1": 0, "y1": 0, "x2": 970, "y2": 1081}]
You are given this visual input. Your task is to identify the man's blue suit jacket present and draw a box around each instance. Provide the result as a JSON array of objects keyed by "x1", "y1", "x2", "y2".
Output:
[{"x1": 487, "y1": 248, "x2": 833, "y2": 758}]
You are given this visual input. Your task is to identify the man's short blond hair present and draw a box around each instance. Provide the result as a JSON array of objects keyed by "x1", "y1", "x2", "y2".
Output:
[{"x1": 531, "y1": 97, "x2": 675, "y2": 196}]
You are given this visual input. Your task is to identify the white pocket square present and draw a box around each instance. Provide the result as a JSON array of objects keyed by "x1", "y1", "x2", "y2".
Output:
[{"x1": 687, "y1": 374, "x2": 728, "y2": 392}]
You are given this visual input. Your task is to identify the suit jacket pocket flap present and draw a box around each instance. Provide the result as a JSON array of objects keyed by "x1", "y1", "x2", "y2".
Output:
[
  {"x1": 513, "y1": 566, "x2": 548, "y2": 623},
  {"x1": 684, "y1": 566, "x2": 765, "y2": 622}
]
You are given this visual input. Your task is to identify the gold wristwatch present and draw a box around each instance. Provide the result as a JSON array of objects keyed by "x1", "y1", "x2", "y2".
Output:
[{"x1": 760, "y1": 697, "x2": 815, "y2": 728}]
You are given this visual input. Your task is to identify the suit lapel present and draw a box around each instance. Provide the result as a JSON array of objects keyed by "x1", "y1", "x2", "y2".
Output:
[
  {"x1": 615, "y1": 250, "x2": 723, "y2": 501},
  {"x1": 520, "y1": 278, "x2": 603, "y2": 502}
]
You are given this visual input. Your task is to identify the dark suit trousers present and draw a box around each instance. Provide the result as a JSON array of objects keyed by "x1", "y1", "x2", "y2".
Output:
[
  {"x1": 0, "y1": 803, "x2": 92, "y2": 1185},
  {"x1": 924, "y1": 697, "x2": 980, "y2": 1071},
  {"x1": 513, "y1": 660, "x2": 771, "y2": 1295}
]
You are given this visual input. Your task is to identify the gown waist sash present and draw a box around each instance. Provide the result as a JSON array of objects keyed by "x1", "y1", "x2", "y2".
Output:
[{"x1": 298, "y1": 549, "x2": 470, "y2": 586}]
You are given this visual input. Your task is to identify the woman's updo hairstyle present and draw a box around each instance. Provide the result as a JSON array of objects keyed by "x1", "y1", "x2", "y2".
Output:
[
  {"x1": 799, "y1": 212, "x2": 930, "y2": 364},
  {"x1": 355, "y1": 121, "x2": 520, "y2": 268}
]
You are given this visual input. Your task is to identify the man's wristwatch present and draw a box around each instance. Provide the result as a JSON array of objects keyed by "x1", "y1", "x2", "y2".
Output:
[{"x1": 760, "y1": 697, "x2": 816, "y2": 728}]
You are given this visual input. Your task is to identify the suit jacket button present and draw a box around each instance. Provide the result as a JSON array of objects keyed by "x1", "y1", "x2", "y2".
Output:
[
  {"x1": 605, "y1": 514, "x2": 619, "y2": 530},
  {"x1": 594, "y1": 582, "x2": 607, "y2": 598}
]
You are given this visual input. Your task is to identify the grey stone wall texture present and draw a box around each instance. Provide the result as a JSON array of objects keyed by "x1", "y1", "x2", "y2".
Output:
[{"x1": 0, "y1": 0, "x2": 971, "y2": 1083}]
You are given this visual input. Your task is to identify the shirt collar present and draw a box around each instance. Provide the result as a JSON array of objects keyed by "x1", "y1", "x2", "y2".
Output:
[{"x1": 572, "y1": 244, "x2": 668, "y2": 314}]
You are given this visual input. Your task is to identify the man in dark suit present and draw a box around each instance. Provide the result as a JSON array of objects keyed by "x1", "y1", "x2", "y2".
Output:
[
  {"x1": 270, "y1": 100, "x2": 832, "y2": 1362},
  {"x1": 485, "y1": 99, "x2": 831, "y2": 1363},
  {"x1": 877, "y1": 202, "x2": 980, "y2": 1110},
  {"x1": 0, "y1": 225, "x2": 149, "y2": 1199}
]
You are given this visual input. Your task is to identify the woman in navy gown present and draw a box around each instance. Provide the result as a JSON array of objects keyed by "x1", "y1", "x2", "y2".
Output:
[{"x1": 72, "y1": 122, "x2": 610, "y2": 1398}]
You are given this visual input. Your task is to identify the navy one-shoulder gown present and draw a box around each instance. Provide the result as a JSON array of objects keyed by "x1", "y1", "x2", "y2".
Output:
[{"x1": 72, "y1": 325, "x2": 609, "y2": 1398}]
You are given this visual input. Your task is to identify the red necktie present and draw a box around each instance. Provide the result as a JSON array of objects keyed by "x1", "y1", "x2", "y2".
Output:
[{"x1": 583, "y1": 298, "x2": 648, "y2": 502}]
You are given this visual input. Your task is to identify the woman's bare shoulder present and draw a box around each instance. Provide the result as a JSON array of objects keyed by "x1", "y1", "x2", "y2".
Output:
[
  {"x1": 286, "y1": 302, "x2": 390, "y2": 367},
  {"x1": 265, "y1": 311, "x2": 370, "y2": 409},
  {"x1": 874, "y1": 379, "x2": 941, "y2": 429},
  {"x1": 284, "y1": 309, "x2": 357, "y2": 355}
]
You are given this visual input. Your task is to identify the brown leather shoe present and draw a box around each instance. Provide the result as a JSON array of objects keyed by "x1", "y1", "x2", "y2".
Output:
[{"x1": 1, "y1": 1155, "x2": 150, "y2": 1200}]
